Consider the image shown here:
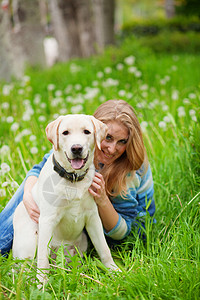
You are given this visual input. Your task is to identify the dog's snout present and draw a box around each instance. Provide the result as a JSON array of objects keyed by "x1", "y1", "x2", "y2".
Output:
[{"x1": 71, "y1": 144, "x2": 83, "y2": 155}]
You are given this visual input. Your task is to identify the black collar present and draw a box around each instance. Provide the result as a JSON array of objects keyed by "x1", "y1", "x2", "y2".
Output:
[{"x1": 52, "y1": 155, "x2": 89, "y2": 183}]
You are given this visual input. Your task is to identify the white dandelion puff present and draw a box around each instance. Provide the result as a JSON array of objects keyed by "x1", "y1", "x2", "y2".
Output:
[
  {"x1": 30, "y1": 147, "x2": 38, "y2": 154},
  {"x1": 124, "y1": 55, "x2": 135, "y2": 65}
]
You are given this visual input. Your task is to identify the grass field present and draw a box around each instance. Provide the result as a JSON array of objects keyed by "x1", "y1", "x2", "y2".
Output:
[{"x1": 0, "y1": 37, "x2": 200, "y2": 299}]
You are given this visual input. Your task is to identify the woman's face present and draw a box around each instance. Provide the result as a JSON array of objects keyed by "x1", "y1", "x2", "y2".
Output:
[{"x1": 96, "y1": 120, "x2": 129, "y2": 165}]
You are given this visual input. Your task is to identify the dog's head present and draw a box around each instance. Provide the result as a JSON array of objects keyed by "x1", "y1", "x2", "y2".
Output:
[{"x1": 45, "y1": 114, "x2": 107, "y2": 171}]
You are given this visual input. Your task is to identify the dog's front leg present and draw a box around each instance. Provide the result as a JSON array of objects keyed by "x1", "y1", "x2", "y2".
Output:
[
  {"x1": 37, "y1": 218, "x2": 54, "y2": 284},
  {"x1": 86, "y1": 214, "x2": 120, "y2": 271}
]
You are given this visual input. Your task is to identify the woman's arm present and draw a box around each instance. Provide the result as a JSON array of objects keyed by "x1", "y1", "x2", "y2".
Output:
[
  {"x1": 23, "y1": 150, "x2": 53, "y2": 223},
  {"x1": 88, "y1": 172, "x2": 120, "y2": 231},
  {"x1": 23, "y1": 175, "x2": 40, "y2": 223}
]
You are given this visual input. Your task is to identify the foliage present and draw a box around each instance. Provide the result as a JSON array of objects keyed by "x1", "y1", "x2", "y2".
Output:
[
  {"x1": 121, "y1": 16, "x2": 200, "y2": 37},
  {"x1": 0, "y1": 37, "x2": 200, "y2": 298},
  {"x1": 177, "y1": 0, "x2": 200, "y2": 17}
]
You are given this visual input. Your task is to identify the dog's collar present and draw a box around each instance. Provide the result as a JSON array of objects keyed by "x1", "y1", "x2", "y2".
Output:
[{"x1": 52, "y1": 155, "x2": 89, "y2": 183}]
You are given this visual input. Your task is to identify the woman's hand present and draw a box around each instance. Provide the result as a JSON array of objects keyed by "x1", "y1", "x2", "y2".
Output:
[
  {"x1": 88, "y1": 172, "x2": 108, "y2": 207},
  {"x1": 23, "y1": 176, "x2": 40, "y2": 223},
  {"x1": 89, "y1": 172, "x2": 119, "y2": 232}
]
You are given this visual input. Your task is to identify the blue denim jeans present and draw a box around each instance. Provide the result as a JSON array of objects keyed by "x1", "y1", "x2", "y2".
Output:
[{"x1": 0, "y1": 180, "x2": 25, "y2": 255}]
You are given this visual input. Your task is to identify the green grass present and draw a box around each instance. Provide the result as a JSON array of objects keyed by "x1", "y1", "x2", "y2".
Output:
[{"x1": 0, "y1": 38, "x2": 200, "y2": 299}]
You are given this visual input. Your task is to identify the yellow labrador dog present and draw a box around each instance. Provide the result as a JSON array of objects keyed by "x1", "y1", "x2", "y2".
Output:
[{"x1": 12, "y1": 114, "x2": 119, "y2": 282}]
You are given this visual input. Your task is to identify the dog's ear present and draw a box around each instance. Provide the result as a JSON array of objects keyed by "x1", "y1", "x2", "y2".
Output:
[
  {"x1": 45, "y1": 116, "x2": 64, "y2": 151},
  {"x1": 90, "y1": 116, "x2": 108, "y2": 150}
]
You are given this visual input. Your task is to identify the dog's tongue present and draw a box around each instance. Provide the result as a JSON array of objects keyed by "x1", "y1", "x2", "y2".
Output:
[{"x1": 71, "y1": 158, "x2": 84, "y2": 170}]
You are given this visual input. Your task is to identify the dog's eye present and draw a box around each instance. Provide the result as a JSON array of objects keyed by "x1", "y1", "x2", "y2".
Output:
[
  {"x1": 62, "y1": 130, "x2": 69, "y2": 136},
  {"x1": 84, "y1": 129, "x2": 91, "y2": 135}
]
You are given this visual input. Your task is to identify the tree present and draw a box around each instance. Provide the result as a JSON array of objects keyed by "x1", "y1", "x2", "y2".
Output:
[
  {"x1": 165, "y1": 0, "x2": 175, "y2": 19},
  {"x1": 0, "y1": 0, "x2": 46, "y2": 81}
]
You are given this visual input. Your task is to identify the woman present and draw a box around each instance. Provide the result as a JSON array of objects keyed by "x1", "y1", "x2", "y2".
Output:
[{"x1": 0, "y1": 100, "x2": 155, "y2": 255}]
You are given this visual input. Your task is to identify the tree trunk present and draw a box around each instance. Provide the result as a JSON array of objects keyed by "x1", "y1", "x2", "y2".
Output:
[
  {"x1": 165, "y1": 0, "x2": 175, "y2": 18},
  {"x1": 49, "y1": 0, "x2": 81, "y2": 61},
  {"x1": 0, "y1": 0, "x2": 46, "y2": 81},
  {"x1": 75, "y1": 0, "x2": 95, "y2": 57},
  {"x1": 92, "y1": 0, "x2": 115, "y2": 52}
]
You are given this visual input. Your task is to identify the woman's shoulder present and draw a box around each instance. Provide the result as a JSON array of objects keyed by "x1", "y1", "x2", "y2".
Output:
[{"x1": 126, "y1": 163, "x2": 152, "y2": 189}]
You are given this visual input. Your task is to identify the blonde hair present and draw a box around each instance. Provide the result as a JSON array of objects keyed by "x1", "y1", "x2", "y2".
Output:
[{"x1": 93, "y1": 99, "x2": 148, "y2": 198}]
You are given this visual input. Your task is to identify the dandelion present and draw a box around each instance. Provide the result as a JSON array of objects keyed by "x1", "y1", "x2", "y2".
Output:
[
  {"x1": 104, "y1": 67, "x2": 112, "y2": 74},
  {"x1": 66, "y1": 96, "x2": 73, "y2": 103},
  {"x1": 172, "y1": 90, "x2": 179, "y2": 100},
  {"x1": 70, "y1": 63, "x2": 82, "y2": 73},
  {"x1": 183, "y1": 98, "x2": 190, "y2": 104},
  {"x1": 11, "y1": 122, "x2": 20, "y2": 132},
  {"x1": 102, "y1": 78, "x2": 119, "y2": 87},
  {"x1": 55, "y1": 90, "x2": 63, "y2": 97},
  {"x1": 92, "y1": 81, "x2": 98, "y2": 87},
  {"x1": 34, "y1": 94, "x2": 41, "y2": 104},
  {"x1": 10, "y1": 181, "x2": 19, "y2": 189},
  {"x1": 2, "y1": 85, "x2": 12, "y2": 96},
  {"x1": 162, "y1": 105, "x2": 169, "y2": 111},
  {"x1": 99, "y1": 95, "x2": 106, "y2": 102},
  {"x1": 38, "y1": 116, "x2": 46, "y2": 122},
  {"x1": 65, "y1": 85, "x2": 72, "y2": 94},
  {"x1": 85, "y1": 87, "x2": 99, "y2": 100},
  {"x1": 191, "y1": 115, "x2": 197, "y2": 122},
  {"x1": 124, "y1": 55, "x2": 135, "y2": 65},
  {"x1": 118, "y1": 90, "x2": 126, "y2": 97},
  {"x1": 75, "y1": 84, "x2": 82, "y2": 91},
  {"x1": 135, "y1": 71, "x2": 142, "y2": 78},
  {"x1": 18, "y1": 89, "x2": 24, "y2": 95},
  {"x1": 116, "y1": 63, "x2": 124, "y2": 70},
  {"x1": 189, "y1": 109, "x2": 196, "y2": 116},
  {"x1": 30, "y1": 147, "x2": 39, "y2": 154},
  {"x1": 188, "y1": 93, "x2": 196, "y2": 99},
  {"x1": 22, "y1": 75, "x2": 30, "y2": 85},
  {"x1": 97, "y1": 71, "x2": 104, "y2": 79},
  {"x1": 2, "y1": 181, "x2": 9, "y2": 187},
  {"x1": 0, "y1": 189, "x2": 6, "y2": 197},
  {"x1": 29, "y1": 135, "x2": 37, "y2": 141},
  {"x1": 140, "y1": 84, "x2": 148, "y2": 91},
  {"x1": 140, "y1": 121, "x2": 148, "y2": 132},
  {"x1": 128, "y1": 66, "x2": 137, "y2": 73},
  {"x1": 6, "y1": 116, "x2": 14, "y2": 123},
  {"x1": 0, "y1": 145, "x2": 10, "y2": 155},
  {"x1": 2, "y1": 102, "x2": 9, "y2": 109},
  {"x1": 171, "y1": 65, "x2": 177, "y2": 71},
  {"x1": 160, "y1": 79, "x2": 166, "y2": 85},
  {"x1": 136, "y1": 102, "x2": 145, "y2": 109},
  {"x1": 40, "y1": 103, "x2": 47, "y2": 109},
  {"x1": 158, "y1": 121, "x2": 167, "y2": 130},
  {"x1": 22, "y1": 113, "x2": 31, "y2": 121},
  {"x1": 127, "y1": 92, "x2": 133, "y2": 99},
  {"x1": 177, "y1": 106, "x2": 186, "y2": 117},
  {"x1": 59, "y1": 108, "x2": 68, "y2": 115},
  {"x1": 48, "y1": 84, "x2": 56, "y2": 91},
  {"x1": 21, "y1": 129, "x2": 32, "y2": 136},
  {"x1": 71, "y1": 104, "x2": 83, "y2": 114},
  {"x1": 1, "y1": 163, "x2": 11, "y2": 174},
  {"x1": 53, "y1": 113, "x2": 60, "y2": 119},
  {"x1": 163, "y1": 116, "x2": 171, "y2": 123}
]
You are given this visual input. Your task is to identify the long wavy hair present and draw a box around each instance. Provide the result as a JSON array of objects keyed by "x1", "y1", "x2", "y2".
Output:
[{"x1": 93, "y1": 99, "x2": 148, "y2": 198}]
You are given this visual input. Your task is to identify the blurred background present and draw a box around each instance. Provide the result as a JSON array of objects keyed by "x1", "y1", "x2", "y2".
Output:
[{"x1": 0, "y1": 0, "x2": 199, "y2": 81}]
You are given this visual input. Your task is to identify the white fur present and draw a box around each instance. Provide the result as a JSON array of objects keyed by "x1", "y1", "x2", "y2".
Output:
[{"x1": 12, "y1": 114, "x2": 119, "y2": 283}]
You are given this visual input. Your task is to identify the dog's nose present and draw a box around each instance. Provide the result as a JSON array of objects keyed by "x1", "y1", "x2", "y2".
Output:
[{"x1": 71, "y1": 144, "x2": 83, "y2": 155}]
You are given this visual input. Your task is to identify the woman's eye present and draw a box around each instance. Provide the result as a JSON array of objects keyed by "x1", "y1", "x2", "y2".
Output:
[
  {"x1": 106, "y1": 135, "x2": 112, "y2": 141},
  {"x1": 62, "y1": 130, "x2": 69, "y2": 136},
  {"x1": 84, "y1": 129, "x2": 91, "y2": 135},
  {"x1": 119, "y1": 139, "x2": 128, "y2": 144}
]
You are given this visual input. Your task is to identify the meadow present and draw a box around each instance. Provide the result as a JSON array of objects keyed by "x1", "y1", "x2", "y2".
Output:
[{"x1": 0, "y1": 36, "x2": 200, "y2": 299}]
